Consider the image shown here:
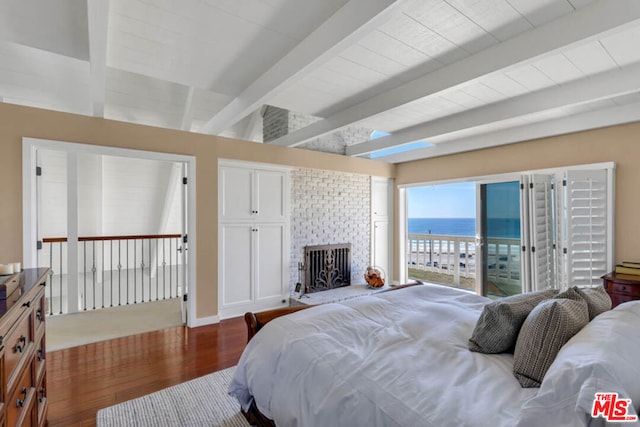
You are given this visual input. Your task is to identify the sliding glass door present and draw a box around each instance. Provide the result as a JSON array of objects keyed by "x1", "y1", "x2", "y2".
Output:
[{"x1": 478, "y1": 180, "x2": 525, "y2": 298}]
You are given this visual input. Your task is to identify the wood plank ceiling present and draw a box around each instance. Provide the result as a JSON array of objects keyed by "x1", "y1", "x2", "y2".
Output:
[{"x1": 1, "y1": 0, "x2": 639, "y2": 162}]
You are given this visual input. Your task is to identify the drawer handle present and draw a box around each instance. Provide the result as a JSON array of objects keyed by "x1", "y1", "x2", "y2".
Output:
[
  {"x1": 38, "y1": 387, "x2": 46, "y2": 403},
  {"x1": 37, "y1": 348, "x2": 44, "y2": 362},
  {"x1": 0, "y1": 335, "x2": 3, "y2": 346},
  {"x1": 15, "y1": 335, "x2": 26, "y2": 353},
  {"x1": 36, "y1": 308, "x2": 42, "y2": 321},
  {"x1": 22, "y1": 301, "x2": 31, "y2": 308},
  {"x1": 16, "y1": 387, "x2": 27, "y2": 407},
  {"x1": 620, "y1": 285, "x2": 627, "y2": 291}
]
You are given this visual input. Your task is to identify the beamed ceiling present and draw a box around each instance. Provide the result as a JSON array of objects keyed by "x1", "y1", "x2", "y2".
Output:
[{"x1": 1, "y1": 0, "x2": 640, "y2": 162}]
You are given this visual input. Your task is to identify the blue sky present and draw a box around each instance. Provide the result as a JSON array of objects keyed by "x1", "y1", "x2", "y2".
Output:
[
  {"x1": 408, "y1": 182, "x2": 476, "y2": 218},
  {"x1": 407, "y1": 181, "x2": 521, "y2": 219}
]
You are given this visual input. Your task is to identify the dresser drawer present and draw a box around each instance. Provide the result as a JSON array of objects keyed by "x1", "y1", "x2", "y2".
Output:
[
  {"x1": 36, "y1": 374, "x2": 46, "y2": 427},
  {"x1": 608, "y1": 281, "x2": 640, "y2": 295},
  {"x1": 35, "y1": 335, "x2": 45, "y2": 384},
  {"x1": 5, "y1": 312, "x2": 33, "y2": 392},
  {"x1": 6, "y1": 365, "x2": 34, "y2": 427},
  {"x1": 34, "y1": 295, "x2": 45, "y2": 339}
]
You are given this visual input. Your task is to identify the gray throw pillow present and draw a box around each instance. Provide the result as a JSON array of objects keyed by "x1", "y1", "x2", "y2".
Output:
[
  {"x1": 468, "y1": 289, "x2": 558, "y2": 354},
  {"x1": 574, "y1": 286, "x2": 612, "y2": 320},
  {"x1": 513, "y1": 298, "x2": 589, "y2": 388}
]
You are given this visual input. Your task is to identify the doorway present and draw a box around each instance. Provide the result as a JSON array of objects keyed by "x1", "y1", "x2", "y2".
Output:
[{"x1": 22, "y1": 138, "x2": 197, "y2": 329}]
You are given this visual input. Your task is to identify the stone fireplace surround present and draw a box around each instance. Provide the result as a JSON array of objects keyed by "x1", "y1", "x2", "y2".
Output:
[{"x1": 289, "y1": 168, "x2": 370, "y2": 296}]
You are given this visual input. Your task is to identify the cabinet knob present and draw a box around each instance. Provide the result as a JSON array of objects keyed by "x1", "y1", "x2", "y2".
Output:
[
  {"x1": 38, "y1": 387, "x2": 46, "y2": 403},
  {"x1": 15, "y1": 335, "x2": 26, "y2": 353},
  {"x1": 16, "y1": 387, "x2": 27, "y2": 407}
]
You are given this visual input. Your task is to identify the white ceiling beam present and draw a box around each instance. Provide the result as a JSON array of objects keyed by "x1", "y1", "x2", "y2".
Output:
[
  {"x1": 270, "y1": 0, "x2": 640, "y2": 148},
  {"x1": 346, "y1": 63, "x2": 640, "y2": 156},
  {"x1": 87, "y1": 0, "x2": 109, "y2": 118},
  {"x1": 199, "y1": 0, "x2": 405, "y2": 135},
  {"x1": 181, "y1": 86, "x2": 195, "y2": 131},
  {"x1": 378, "y1": 102, "x2": 640, "y2": 163}
]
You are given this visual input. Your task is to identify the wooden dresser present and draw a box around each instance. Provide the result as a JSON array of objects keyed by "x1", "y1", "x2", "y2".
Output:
[
  {"x1": 602, "y1": 272, "x2": 640, "y2": 308},
  {"x1": 0, "y1": 268, "x2": 49, "y2": 426}
]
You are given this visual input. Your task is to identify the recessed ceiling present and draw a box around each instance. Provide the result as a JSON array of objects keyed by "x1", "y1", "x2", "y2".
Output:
[{"x1": 1, "y1": 0, "x2": 639, "y2": 163}]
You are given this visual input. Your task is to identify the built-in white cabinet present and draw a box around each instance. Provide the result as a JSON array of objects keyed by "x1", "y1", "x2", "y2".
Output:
[
  {"x1": 371, "y1": 177, "x2": 393, "y2": 282},
  {"x1": 219, "y1": 166, "x2": 287, "y2": 222},
  {"x1": 218, "y1": 160, "x2": 290, "y2": 319}
]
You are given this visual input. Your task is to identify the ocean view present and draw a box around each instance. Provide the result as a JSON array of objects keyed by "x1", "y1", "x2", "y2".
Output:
[{"x1": 408, "y1": 217, "x2": 520, "y2": 239}]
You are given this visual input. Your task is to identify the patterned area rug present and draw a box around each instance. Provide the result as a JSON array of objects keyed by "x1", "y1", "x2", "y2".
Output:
[{"x1": 97, "y1": 366, "x2": 250, "y2": 427}]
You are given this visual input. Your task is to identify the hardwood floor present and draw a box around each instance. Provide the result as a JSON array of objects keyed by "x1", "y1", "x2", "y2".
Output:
[{"x1": 47, "y1": 317, "x2": 247, "y2": 426}]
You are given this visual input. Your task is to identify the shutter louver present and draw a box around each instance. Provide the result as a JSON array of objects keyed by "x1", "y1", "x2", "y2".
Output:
[
  {"x1": 529, "y1": 174, "x2": 554, "y2": 291},
  {"x1": 564, "y1": 169, "x2": 608, "y2": 287}
]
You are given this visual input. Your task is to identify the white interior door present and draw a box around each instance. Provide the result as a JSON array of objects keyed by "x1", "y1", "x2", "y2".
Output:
[{"x1": 180, "y1": 163, "x2": 189, "y2": 324}]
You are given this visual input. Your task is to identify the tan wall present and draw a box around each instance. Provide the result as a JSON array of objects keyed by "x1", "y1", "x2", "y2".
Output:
[
  {"x1": 394, "y1": 121, "x2": 640, "y2": 277},
  {"x1": 0, "y1": 103, "x2": 395, "y2": 320}
]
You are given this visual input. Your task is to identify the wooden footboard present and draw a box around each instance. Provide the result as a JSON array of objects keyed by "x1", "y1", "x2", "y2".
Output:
[{"x1": 244, "y1": 305, "x2": 313, "y2": 342}]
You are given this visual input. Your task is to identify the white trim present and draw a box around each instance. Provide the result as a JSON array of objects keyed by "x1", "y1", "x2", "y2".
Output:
[
  {"x1": 397, "y1": 162, "x2": 616, "y2": 190},
  {"x1": 191, "y1": 315, "x2": 220, "y2": 327},
  {"x1": 397, "y1": 187, "x2": 407, "y2": 284},
  {"x1": 218, "y1": 158, "x2": 293, "y2": 172},
  {"x1": 22, "y1": 137, "x2": 198, "y2": 327}
]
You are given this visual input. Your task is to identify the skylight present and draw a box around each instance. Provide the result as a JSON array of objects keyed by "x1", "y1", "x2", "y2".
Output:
[{"x1": 368, "y1": 131, "x2": 433, "y2": 158}]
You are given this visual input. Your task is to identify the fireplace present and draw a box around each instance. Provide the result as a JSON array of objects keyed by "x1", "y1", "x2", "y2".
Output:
[{"x1": 304, "y1": 243, "x2": 351, "y2": 293}]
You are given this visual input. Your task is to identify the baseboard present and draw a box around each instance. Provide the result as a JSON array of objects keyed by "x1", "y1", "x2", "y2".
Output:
[{"x1": 190, "y1": 315, "x2": 220, "y2": 327}]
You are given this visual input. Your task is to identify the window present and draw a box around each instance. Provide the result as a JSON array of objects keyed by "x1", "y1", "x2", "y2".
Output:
[{"x1": 401, "y1": 163, "x2": 614, "y2": 295}]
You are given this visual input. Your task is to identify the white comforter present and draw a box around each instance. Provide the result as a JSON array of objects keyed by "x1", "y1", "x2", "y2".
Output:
[{"x1": 229, "y1": 284, "x2": 539, "y2": 427}]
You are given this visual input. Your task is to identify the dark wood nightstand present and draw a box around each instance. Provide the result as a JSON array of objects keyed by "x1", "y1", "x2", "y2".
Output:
[{"x1": 602, "y1": 272, "x2": 640, "y2": 308}]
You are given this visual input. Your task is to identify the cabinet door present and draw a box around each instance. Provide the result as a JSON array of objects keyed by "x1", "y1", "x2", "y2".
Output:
[
  {"x1": 220, "y1": 167, "x2": 253, "y2": 221},
  {"x1": 219, "y1": 224, "x2": 253, "y2": 307},
  {"x1": 255, "y1": 224, "x2": 286, "y2": 303},
  {"x1": 255, "y1": 170, "x2": 286, "y2": 221},
  {"x1": 372, "y1": 178, "x2": 392, "y2": 219},
  {"x1": 373, "y1": 220, "x2": 391, "y2": 279}
]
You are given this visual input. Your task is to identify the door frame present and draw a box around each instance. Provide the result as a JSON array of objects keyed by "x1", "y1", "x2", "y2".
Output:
[{"x1": 22, "y1": 137, "x2": 198, "y2": 327}]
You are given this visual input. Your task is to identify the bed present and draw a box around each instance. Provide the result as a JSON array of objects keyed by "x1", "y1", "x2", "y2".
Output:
[{"x1": 229, "y1": 283, "x2": 640, "y2": 427}]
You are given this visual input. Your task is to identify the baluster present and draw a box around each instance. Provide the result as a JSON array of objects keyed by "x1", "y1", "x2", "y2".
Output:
[
  {"x1": 110, "y1": 240, "x2": 113, "y2": 307},
  {"x1": 134, "y1": 239, "x2": 137, "y2": 304},
  {"x1": 83, "y1": 241, "x2": 87, "y2": 311},
  {"x1": 140, "y1": 239, "x2": 144, "y2": 304},
  {"x1": 117, "y1": 240, "x2": 122, "y2": 307},
  {"x1": 169, "y1": 239, "x2": 173, "y2": 298},
  {"x1": 92, "y1": 240, "x2": 96, "y2": 310},
  {"x1": 162, "y1": 238, "x2": 166, "y2": 300},
  {"x1": 126, "y1": 240, "x2": 130, "y2": 305},
  {"x1": 155, "y1": 239, "x2": 159, "y2": 301},
  {"x1": 102, "y1": 240, "x2": 105, "y2": 309},
  {"x1": 48, "y1": 242, "x2": 53, "y2": 316},
  {"x1": 59, "y1": 241, "x2": 63, "y2": 315}
]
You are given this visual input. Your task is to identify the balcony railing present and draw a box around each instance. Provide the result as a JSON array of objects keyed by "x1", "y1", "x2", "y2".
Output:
[
  {"x1": 41, "y1": 234, "x2": 184, "y2": 315},
  {"x1": 407, "y1": 233, "x2": 521, "y2": 290}
]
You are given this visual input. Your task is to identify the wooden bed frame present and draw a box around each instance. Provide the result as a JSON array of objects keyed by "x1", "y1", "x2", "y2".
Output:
[{"x1": 240, "y1": 282, "x2": 422, "y2": 426}]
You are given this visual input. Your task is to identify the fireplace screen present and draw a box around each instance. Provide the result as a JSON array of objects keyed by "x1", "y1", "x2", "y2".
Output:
[{"x1": 304, "y1": 243, "x2": 351, "y2": 293}]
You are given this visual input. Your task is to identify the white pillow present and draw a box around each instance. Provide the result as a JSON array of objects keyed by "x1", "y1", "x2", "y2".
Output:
[{"x1": 515, "y1": 301, "x2": 640, "y2": 427}]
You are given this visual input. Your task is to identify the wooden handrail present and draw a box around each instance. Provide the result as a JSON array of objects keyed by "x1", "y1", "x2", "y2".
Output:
[{"x1": 42, "y1": 234, "x2": 182, "y2": 243}]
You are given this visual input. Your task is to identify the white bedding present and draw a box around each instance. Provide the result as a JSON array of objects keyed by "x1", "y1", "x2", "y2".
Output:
[{"x1": 229, "y1": 284, "x2": 541, "y2": 427}]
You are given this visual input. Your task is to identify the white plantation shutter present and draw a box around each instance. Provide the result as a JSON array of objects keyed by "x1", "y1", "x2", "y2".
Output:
[
  {"x1": 528, "y1": 174, "x2": 555, "y2": 291},
  {"x1": 561, "y1": 169, "x2": 609, "y2": 288},
  {"x1": 520, "y1": 175, "x2": 531, "y2": 293}
]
